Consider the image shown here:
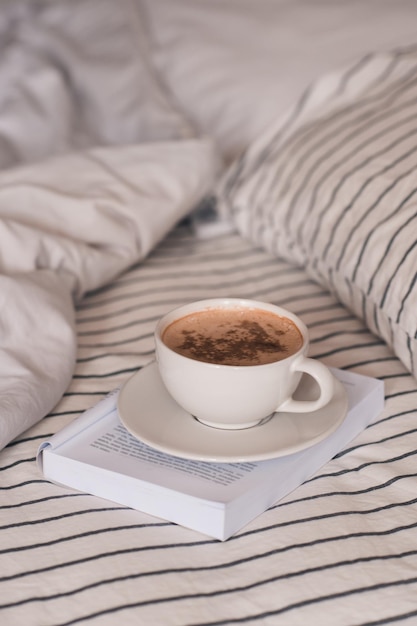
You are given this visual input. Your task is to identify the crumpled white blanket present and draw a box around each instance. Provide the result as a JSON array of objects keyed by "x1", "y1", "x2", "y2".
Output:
[
  {"x1": 0, "y1": 0, "x2": 219, "y2": 450},
  {"x1": 0, "y1": 140, "x2": 218, "y2": 450}
]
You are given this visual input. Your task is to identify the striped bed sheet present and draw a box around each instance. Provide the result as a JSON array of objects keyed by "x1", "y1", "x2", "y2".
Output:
[{"x1": 2, "y1": 225, "x2": 417, "y2": 626}]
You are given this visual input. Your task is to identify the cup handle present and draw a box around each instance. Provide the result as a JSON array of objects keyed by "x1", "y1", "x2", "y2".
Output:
[{"x1": 278, "y1": 357, "x2": 335, "y2": 414}]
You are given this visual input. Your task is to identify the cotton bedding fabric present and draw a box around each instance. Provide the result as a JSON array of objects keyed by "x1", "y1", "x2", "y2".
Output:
[
  {"x1": 2, "y1": 226, "x2": 417, "y2": 626},
  {"x1": 2, "y1": 0, "x2": 417, "y2": 624}
]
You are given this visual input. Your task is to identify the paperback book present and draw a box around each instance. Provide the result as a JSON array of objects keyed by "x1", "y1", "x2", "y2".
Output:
[{"x1": 38, "y1": 367, "x2": 384, "y2": 540}]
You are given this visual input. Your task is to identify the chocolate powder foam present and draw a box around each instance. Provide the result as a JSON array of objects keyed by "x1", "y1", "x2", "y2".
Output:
[{"x1": 163, "y1": 309, "x2": 303, "y2": 366}]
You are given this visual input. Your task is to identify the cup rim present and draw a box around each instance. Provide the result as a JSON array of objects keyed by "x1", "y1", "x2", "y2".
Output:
[{"x1": 155, "y1": 297, "x2": 308, "y2": 368}]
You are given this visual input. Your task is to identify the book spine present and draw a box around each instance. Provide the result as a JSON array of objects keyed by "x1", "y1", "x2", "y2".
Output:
[{"x1": 37, "y1": 388, "x2": 120, "y2": 469}]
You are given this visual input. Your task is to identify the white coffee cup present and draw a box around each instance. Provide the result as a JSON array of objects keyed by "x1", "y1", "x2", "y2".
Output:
[{"x1": 154, "y1": 298, "x2": 334, "y2": 429}]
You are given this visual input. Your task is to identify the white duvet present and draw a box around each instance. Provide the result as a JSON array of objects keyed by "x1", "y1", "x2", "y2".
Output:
[
  {"x1": 0, "y1": 0, "x2": 218, "y2": 449},
  {"x1": 0, "y1": 140, "x2": 217, "y2": 449}
]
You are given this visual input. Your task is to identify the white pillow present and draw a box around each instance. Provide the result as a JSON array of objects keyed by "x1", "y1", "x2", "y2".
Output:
[
  {"x1": 219, "y1": 49, "x2": 417, "y2": 376},
  {"x1": 140, "y1": 0, "x2": 417, "y2": 164}
]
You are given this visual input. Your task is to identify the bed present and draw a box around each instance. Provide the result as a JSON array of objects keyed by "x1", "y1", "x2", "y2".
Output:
[{"x1": 2, "y1": 1, "x2": 417, "y2": 624}]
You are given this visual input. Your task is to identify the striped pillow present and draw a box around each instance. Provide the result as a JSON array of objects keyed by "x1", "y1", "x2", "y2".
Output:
[{"x1": 219, "y1": 48, "x2": 417, "y2": 376}]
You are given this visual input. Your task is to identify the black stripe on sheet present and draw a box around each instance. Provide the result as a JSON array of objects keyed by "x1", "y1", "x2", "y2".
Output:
[
  {"x1": 62, "y1": 391, "x2": 110, "y2": 397},
  {"x1": 360, "y1": 609, "x2": 417, "y2": 625},
  {"x1": 0, "y1": 479, "x2": 47, "y2": 490},
  {"x1": 0, "y1": 453, "x2": 36, "y2": 468},
  {"x1": 335, "y1": 427, "x2": 417, "y2": 459},
  {"x1": 72, "y1": 366, "x2": 139, "y2": 379},
  {"x1": 313, "y1": 340, "x2": 384, "y2": 360},
  {"x1": 76, "y1": 352, "x2": 144, "y2": 363},
  {"x1": 272, "y1": 472, "x2": 417, "y2": 509},
  {"x1": 367, "y1": 407, "x2": 417, "y2": 428},
  {"x1": 3, "y1": 435, "x2": 50, "y2": 448},
  {"x1": 379, "y1": 372, "x2": 411, "y2": 381},
  {"x1": 304, "y1": 314, "x2": 358, "y2": 328},
  {"x1": 77, "y1": 336, "x2": 152, "y2": 349},
  {"x1": 0, "y1": 523, "x2": 180, "y2": 556},
  {"x1": 385, "y1": 388, "x2": 417, "y2": 400},
  {"x1": 185, "y1": 578, "x2": 417, "y2": 626},
  {"x1": 77, "y1": 320, "x2": 155, "y2": 336},
  {"x1": 236, "y1": 505, "x2": 417, "y2": 554},
  {"x1": 293, "y1": 302, "x2": 343, "y2": 318},
  {"x1": 243, "y1": 498, "x2": 417, "y2": 536},
  {"x1": 0, "y1": 538, "x2": 216, "y2": 578},
  {"x1": 306, "y1": 448, "x2": 417, "y2": 485},
  {"x1": 148, "y1": 240, "x2": 279, "y2": 270},
  {"x1": 343, "y1": 356, "x2": 399, "y2": 369},
  {"x1": 80, "y1": 238, "x2": 265, "y2": 276},
  {"x1": 0, "y1": 493, "x2": 86, "y2": 509},
  {"x1": 2, "y1": 548, "x2": 417, "y2": 614},
  {"x1": 0, "y1": 507, "x2": 138, "y2": 530},
  {"x1": 78, "y1": 335, "x2": 149, "y2": 356},
  {"x1": 309, "y1": 328, "x2": 370, "y2": 343},
  {"x1": 335, "y1": 428, "x2": 411, "y2": 471}
]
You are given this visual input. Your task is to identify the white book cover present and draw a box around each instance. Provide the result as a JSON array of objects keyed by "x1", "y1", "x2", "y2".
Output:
[{"x1": 37, "y1": 368, "x2": 384, "y2": 541}]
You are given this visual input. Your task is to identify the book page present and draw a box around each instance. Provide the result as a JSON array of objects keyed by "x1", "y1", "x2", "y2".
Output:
[
  {"x1": 90, "y1": 421, "x2": 256, "y2": 486},
  {"x1": 52, "y1": 409, "x2": 263, "y2": 502}
]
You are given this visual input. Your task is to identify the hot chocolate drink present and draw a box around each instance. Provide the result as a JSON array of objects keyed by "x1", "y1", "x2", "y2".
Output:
[{"x1": 162, "y1": 307, "x2": 303, "y2": 366}]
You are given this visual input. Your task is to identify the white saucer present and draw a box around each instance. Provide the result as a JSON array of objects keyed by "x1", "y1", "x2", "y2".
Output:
[{"x1": 117, "y1": 362, "x2": 348, "y2": 463}]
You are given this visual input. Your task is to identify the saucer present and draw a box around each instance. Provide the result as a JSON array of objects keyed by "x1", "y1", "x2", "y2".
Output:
[{"x1": 117, "y1": 362, "x2": 348, "y2": 463}]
